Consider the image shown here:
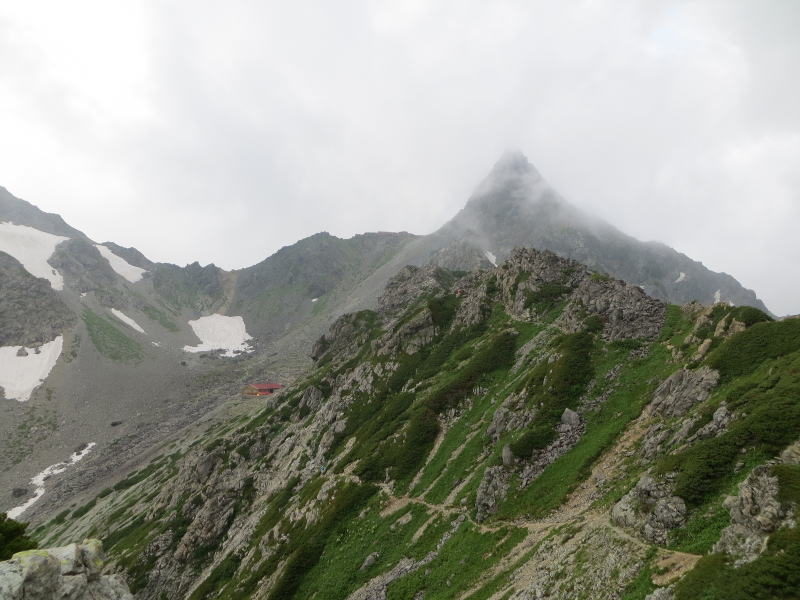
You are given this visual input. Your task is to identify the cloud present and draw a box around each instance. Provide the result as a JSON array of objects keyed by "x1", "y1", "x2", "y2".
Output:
[{"x1": 0, "y1": 0, "x2": 797, "y2": 314}]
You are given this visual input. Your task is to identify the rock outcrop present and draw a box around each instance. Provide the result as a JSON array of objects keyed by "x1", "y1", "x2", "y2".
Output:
[
  {"x1": 612, "y1": 475, "x2": 687, "y2": 545},
  {"x1": 475, "y1": 466, "x2": 510, "y2": 522},
  {"x1": 649, "y1": 367, "x2": 720, "y2": 418},
  {"x1": 0, "y1": 539, "x2": 132, "y2": 600},
  {"x1": 0, "y1": 252, "x2": 75, "y2": 347},
  {"x1": 713, "y1": 462, "x2": 795, "y2": 564}
]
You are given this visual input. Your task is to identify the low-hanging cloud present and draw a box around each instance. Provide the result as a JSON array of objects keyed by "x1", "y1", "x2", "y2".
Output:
[{"x1": 0, "y1": 0, "x2": 798, "y2": 314}]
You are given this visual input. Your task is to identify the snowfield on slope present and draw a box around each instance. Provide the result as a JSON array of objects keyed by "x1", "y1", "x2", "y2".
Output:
[
  {"x1": 6, "y1": 442, "x2": 96, "y2": 519},
  {"x1": 0, "y1": 336, "x2": 63, "y2": 402},
  {"x1": 484, "y1": 249, "x2": 498, "y2": 267},
  {"x1": 110, "y1": 308, "x2": 146, "y2": 333},
  {"x1": 0, "y1": 222, "x2": 68, "y2": 289},
  {"x1": 95, "y1": 244, "x2": 147, "y2": 282},
  {"x1": 183, "y1": 314, "x2": 253, "y2": 357}
]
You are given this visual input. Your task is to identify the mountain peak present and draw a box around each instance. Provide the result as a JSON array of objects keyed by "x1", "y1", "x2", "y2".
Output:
[{"x1": 489, "y1": 150, "x2": 541, "y2": 179}]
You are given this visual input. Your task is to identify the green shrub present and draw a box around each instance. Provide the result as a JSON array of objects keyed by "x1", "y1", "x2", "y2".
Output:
[
  {"x1": 510, "y1": 330, "x2": 595, "y2": 458},
  {"x1": 509, "y1": 425, "x2": 556, "y2": 457},
  {"x1": 82, "y1": 310, "x2": 144, "y2": 362},
  {"x1": 357, "y1": 408, "x2": 440, "y2": 483},
  {"x1": 266, "y1": 483, "x2": 376, "y2": 600},
  {"x1": 659, "y1": 354, "x2": 800, "y2": 507},
  {"x1": 71, "y1": 498, "x2": 97, "y2": 519},
  {"x1": 773, "y1": 464, "x2": 800, "y2": 505},
  {"x1": 427, "y1": 294, "x2": 459, "y2": 330},
  {"x1": 187, "y1": 554, "x2": 241, "y2": 600},
  {"x1": 141, "y1": 304, "x2": 180, "y2": 331},
  {"x1": 426, "y1": 331, "x2": 516, "y2": 414},
  {"x1": 729, "y1": 306, "x2": 772, "y2": 327},
  {"x1": 706, "y1": 318, "x2": 800, "y2": 381},
  {"x1": 523, "y1": 282, "x2": 571, "y2": 314},
  {"x1": 0, "y1": 513, "x2": 37, "y2": 560}
]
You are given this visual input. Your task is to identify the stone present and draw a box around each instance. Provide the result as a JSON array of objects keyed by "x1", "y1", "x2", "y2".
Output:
[
  {"x1": 360, "y1": 552, "x2": 380, "y2": 571},
  {"x1": 561, "y1": 408, "x2": 581, "y2": 427},
  {"x1": 501, "y1": 444, "x2": 515, "y2": 467}
]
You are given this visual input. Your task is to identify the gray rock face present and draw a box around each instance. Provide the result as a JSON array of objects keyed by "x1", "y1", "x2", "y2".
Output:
[
  {"x1": 690, "y1": 402, "x2": 732, "y2": 441},
  {"x1": 378, "y1": 264, "x2": 449, "y2": 318},
  {"x1": 0, "y1": 251, "x2": 75, "y2": 347},
  {"x1": 645, "y1": 587, "x2": 675, "y2": 600},
  {"x1": 428, "y1": 241, "x2": 494, "y2": 272},
  {"x1": 311, "y1": 311, "x2": 376, "y2": 364},
  {"x1": 557, "y1": 276, "x2": 667, "y2": 341},
  {"x1": 486, "y1": 392, "x2": 536, "y2": 442},
  {"x1": 300, "y1": 386, "x2": 324, "y2": 412},
  {"x1": 0, "y1": 539, "x2": 132, "y2": 600},
  {"x1": 612, "y1": 475, "x2": 687, "y2": 545},
  {"x1": 50, "y1": 238, "x2": 119, "y2": 293},
  {"x1": 649, "y1": 367, "x2": 720, "y2": 418},
  {"x1": 713, "y1": 464, "x2": 792, "y2": 564},
  {"x1": 475, "y1": 466, "x2": 510, "y2": 522},
  {"x1": 379, "y1": 307, "x2": 437, "y2": 356}
]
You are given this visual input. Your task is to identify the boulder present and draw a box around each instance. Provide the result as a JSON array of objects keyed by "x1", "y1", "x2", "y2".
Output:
[
  {"x1": 0, "y1": 540, "x2": 132, "y2": 600},
  {"x1": 360, "y1": 552, "x2": 380, "y2": 571},
  {"x1": 561, "y1": 408, "x2": 581, "y2": 427}
]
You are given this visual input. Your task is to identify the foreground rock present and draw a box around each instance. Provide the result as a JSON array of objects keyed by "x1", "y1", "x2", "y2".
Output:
[{"x1": 0, "y1": 539, "x2": 132, "y2": 600}]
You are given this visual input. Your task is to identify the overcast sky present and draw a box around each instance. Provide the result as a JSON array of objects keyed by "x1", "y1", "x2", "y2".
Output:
[{"x1": 0, "y1": 1, "x2": 798, "y2": 314}]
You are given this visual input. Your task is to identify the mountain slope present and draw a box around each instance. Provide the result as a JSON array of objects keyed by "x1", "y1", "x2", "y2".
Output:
[
  {"x1": 33, "y1": 248, "x2": 799, "y2": 600},
  {"x1": 0, "y1": 151, "x2": 772, "y2": 531}
]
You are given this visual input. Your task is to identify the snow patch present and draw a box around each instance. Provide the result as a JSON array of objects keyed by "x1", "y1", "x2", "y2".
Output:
[
  {"x1": 110, "y1": 308, "x2": 146, "y2": 333},
  {"x1": 714, "y1": 289, "x2": 722, "y2": 304},
  {"x1": 0, "y1": 222, "x2": 68, "y2": 289},
  {"x1": 151, "y1": 341, "x2": 161, "y2": 347},
  {"x1": 6, "y1": 442, "x2": 96, "y2": 519},
  {"x1": 80, "y1": 292, "x2": 87, "y2": 298},
  {"x1": 311, "y1": 298, "x2": 318, "y2": 303},
  {"x1": 0, "y1": 336, "x2": 63, "y2": 402},
  {"x1": 95, "y1": 244, "x2": 146, "y2": 283},
  {"x1": 675, "y1": 272, "x2": 686, "y2": 283},
  {"x1": 484, "y1": 250, "x2": 498, "y2": 267},
  {"x1": 183, "y1": 314, "x2": 253, "y2": 357}
]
